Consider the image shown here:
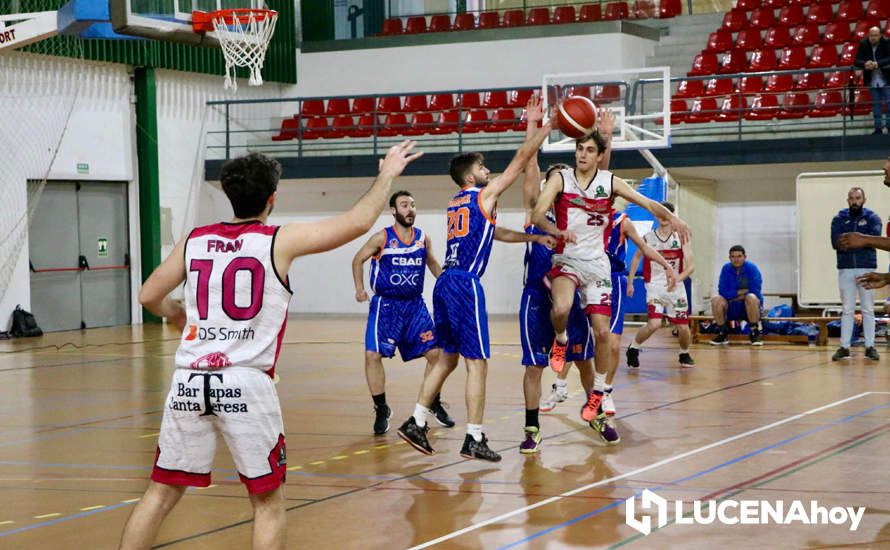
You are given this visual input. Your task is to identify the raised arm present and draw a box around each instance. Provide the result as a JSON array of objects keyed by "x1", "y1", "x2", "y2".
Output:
[
  {"x1": 613, "y1": 177, "x2": 689, "y2": 244},
  {"x1": 139, "y1": 237, "x2": 188, "y2": 330},
  {"x1": 352, "y1": 230, "x2": 385, "y2": 302},
  {"x1": 494, "y1": 226, "x2": 556, "y2": 247},
  {"x1": 597, "y1": 108, "x2": 614, "y2": 170},
  {"x1": 275, "y1": 140, "x2": 422, "y2": 267},
  {"x1": 623, "y1": 218, "x2": 676, "y2": 291},
  {"x1": 522, "y1": 95, "x2": 545, "y2": 215},
  {"x1": 480, "y1": 113, "x2": 553, "y2": 210},
  {"x1": 425, "y1": 233, "x2": 443, "y2": 278}
]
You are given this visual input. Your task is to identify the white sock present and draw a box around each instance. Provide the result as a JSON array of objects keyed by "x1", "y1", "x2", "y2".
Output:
[
  {"x1": 556, "y1": 330, "x2": 568, "y2": 345},
  {"x1": 413, "y1": 403, "x2": 432, "y2": 428},
  {"x1": 555, "y1": 378, "x2": 568, "y2": 389},
  {"x1": 680, "y1": 348, "x2": 689, "y2": 354},
  {"x1": 629, "y1": 341, "x2": 642, "y2": 350},
  {"x1": 467, "y1": 423, "x2": 484, "y2": 442},
  {"x1": 594, "y1": 372, "x2": 606, "y2": 393}
]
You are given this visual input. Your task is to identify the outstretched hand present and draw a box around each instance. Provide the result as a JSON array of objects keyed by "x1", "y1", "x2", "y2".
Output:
[
  {"x1": 378, "y1": 140, "x2": 424, "y2": 178},
  {"x1": 596, "y1": 108, "x2": 614, "y2": 138},
  {"x1": 856, "y1": 271, "x2": 890, "y2": 289},
  {"x1": 837, "y1": 232, "x2": 866, "y2": 251},
  {"x1": 525, "y1": 94, "x2": 545, "y2": 126}
]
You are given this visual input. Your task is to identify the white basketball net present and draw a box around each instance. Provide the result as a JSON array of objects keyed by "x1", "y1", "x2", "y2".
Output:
[{"x1": 211, "y1": 9, "x2": 278, "y2": 92}]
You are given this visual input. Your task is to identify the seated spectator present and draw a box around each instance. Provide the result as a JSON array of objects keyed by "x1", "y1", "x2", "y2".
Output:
[{"x1": 710, "y1": 245, "x2": 764, "y2": 346}]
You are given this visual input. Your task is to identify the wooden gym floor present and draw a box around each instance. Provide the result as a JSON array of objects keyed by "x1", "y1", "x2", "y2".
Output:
[{"x1": 1, "y1": 315, "x2": 889, "y2": 549}]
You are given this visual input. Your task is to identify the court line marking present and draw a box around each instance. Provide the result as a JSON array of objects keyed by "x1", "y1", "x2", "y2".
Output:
[{"x1": 407, "y1": 391, "x2": 878, "y2": 550}]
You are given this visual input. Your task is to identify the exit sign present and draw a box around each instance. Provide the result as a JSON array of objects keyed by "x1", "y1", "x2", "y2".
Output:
[{"x1": 77, "y1": 163, "x2": 89, "y2": 174}]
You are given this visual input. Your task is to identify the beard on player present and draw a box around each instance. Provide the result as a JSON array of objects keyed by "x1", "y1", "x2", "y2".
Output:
[{"x1": 395, "y1": 212, "x2": 415, "y2": 227}]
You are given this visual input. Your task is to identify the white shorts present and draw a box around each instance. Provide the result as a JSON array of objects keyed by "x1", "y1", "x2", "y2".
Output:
[
  {"x1": 550, "y1": 254, "x2": 613, "y2": 316},
  {"x1": 151, "y1": 367, "x2": 286, "y2": 495},
  {"x1": 645, "y1": 282, "x2": 690, "y2": 324}
]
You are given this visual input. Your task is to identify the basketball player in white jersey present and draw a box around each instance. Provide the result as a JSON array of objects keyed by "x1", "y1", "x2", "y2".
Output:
[
  {"x1": 626, "y1": 201, "x2": 696, "y2": 368},
  {"x1": 531, "y1": 133, "x2": 688, "y2": 434},
  {"x1": 119, "y1": 142, "x2": 423, "y2": 550}
]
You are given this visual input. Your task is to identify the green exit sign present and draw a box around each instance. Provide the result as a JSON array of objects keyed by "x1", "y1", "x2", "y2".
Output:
[{"x1": 76, "y1": 163, "x2": 89, "y2": 174}]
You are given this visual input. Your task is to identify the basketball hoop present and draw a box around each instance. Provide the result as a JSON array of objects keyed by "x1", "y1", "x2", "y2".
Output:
[{"x1": 193, "y1": 8, "x2": 278, "y2": 92}]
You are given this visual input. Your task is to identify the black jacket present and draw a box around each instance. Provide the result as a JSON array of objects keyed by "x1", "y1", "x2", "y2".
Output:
[{"x1": 855, "y1": 37, "x2": 890, "y2": 86}]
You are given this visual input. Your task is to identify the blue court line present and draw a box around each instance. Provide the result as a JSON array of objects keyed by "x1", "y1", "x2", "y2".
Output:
[
  {"x1": 496, "y1": 399, "x2": 890, "y2": 549},
  {"x1": 0, "y1": 501, "x2": 136, "y2": 537}
]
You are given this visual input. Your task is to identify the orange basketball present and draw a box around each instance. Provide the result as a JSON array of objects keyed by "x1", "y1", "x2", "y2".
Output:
[{"x1": 556, "y1": 96, "x2": 597, "y2": 139}]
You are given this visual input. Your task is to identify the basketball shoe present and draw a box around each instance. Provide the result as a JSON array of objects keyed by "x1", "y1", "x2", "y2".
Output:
[
  {"x1": 519, "y1": 426, "x2": 542, "y2": 454},
  {"x1": 460, "y1": 433, "x2": 501, "y2": 462},
  {"x1": 590, "y1": 413, "x2": 620, "y2": 445},
  {"x1": 373, "y1": 404, "x2": 392, "y2": 435},
  {"x1": 397, "y1": 417, "x2": 434, "y2": 455},
  {"x1": 549, "y1": 338, "x2": 567, "y2": 373},
  {"x1": 540, "y1": 383, "x2": 568, "y2": 412},
  {"x1": 580, "y1": 390, "x2": 603, "y2": 422}
]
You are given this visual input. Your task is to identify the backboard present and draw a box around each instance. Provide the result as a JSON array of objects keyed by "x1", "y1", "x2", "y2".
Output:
[{"x1": 110, "y1": 0, "x2": 263, "y2": 46}]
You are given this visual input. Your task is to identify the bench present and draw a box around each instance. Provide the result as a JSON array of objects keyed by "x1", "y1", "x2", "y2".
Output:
[{"x1": 689, "y1": 315, "x2": 839, "y2": 346}]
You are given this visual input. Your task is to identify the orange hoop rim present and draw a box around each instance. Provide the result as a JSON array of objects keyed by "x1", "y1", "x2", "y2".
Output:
[{"x1": 192, "y1": 8, "x2": 277, "y2": 33}]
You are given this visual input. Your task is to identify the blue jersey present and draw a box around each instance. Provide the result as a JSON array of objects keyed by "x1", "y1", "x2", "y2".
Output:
[
  {"x1": 523, "y1": 225, "x2": 553, "y2": 289},
  {"x1": 442, "y1": 187, "x2": 496, "y2": 277},
  {"x1": 608, "y1": 211, "x2": 628, "y2": 274},
  {"x1": 369, "y1": 226, "x2": 427, "y2": 299}
]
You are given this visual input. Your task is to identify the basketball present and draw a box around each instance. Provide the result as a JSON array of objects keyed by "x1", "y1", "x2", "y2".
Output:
[{"x1": 556, "y1": 96, "x2": 597, "y2": 139}]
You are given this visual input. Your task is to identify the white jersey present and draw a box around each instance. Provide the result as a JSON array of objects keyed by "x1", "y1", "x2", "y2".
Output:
[
  {"x1": 174, "y1": 221, "x2": 292, "y2": 377},
  {"x1": 642, "y1": 229, "x2": 684, "y2": 287},
  {"x1": 552, "y1": 167, "x2": 615, "y2": 281}
]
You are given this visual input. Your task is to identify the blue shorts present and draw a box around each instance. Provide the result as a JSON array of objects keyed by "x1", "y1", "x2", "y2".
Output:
[
  {"x1": 519, "y1": 285, "x2": 593, "y2": 367},
  {"x1": 727, "y1": 296, "x2": 760, "y2": 321},
  {"x1": 433, "y1": 270, "x2": 489, "y2": 359},
  {"x1": 365, "y1": 295, "x2": 437, "y2": 361},
  {"x1": 610, "y1": 273, "x2": 627, "y2": 335}
]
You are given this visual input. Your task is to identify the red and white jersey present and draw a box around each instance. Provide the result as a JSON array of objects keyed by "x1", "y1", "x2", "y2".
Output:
[
  {"x1": 642, "y1": 229, "x2": 684, "y2": 286},
  {"x1": 174, "y1": 221, "x2": 292, "y2": 377},
  {"x1": 553, "y1": 168, "x2": 615, "y2": 277}
]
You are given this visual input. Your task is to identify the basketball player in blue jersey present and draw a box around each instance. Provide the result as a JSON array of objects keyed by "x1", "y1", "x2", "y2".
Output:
[
  {"x1": 398, "y1": 98, "x2": 556, "y2": 462},
  {"x1": 352, "y1": 190, "x2": 453, "y2": 435},
  {"x1": 120, "y1": 142, "x2": 423, "y2": 550}
]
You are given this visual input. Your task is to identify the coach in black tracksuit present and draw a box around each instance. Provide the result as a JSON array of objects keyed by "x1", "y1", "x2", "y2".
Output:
[{"x1": 855, "y1": 27, "x2": 890, "y2": 134}]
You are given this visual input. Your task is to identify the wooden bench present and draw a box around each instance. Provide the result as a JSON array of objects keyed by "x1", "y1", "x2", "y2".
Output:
[{"x1": 689, "y1": 315, "x2": 839, "y2": 345}]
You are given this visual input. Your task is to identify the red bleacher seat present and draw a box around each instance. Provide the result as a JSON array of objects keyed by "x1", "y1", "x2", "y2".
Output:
[
  {"x1": 632, "y1": 0, "x2": 657, "y2": 19},
  {"x1": 717, "y1": 95, "x2": 748, "y2": 121},
  {"x1": 502, "y1": 9, "x2": 525, "y2": 26},
  {"x1": 808, "y1": 44, "x2": 838, "y2": 67},
  {"x1": 722, "y1": 9, "x2": 747, "y2": 31},
  {"x1": 478, "y1": 11, "x2": 499, "y2": 29},
  {"x1": 302, "y1": 117, "x2": 329, "y2": 139},
  {"x1": 271, "y1": 118, "x2": 298, "y2": 141},
  {"x1": 595, "y1": 84, "x2": 622, "y2": 103},
  {"x1": 884, "y1": 20, "x2": 890, "y2": 38},
  {"x1": 527, "y1": 7, "x2": 551, "y2": 25},
  {"x1": 826, "y1": 71, "x2": 851, "y2": 88},
  {"x1": 674, "y1": 79, "x2": 705, "y2": 98},
  {"x1": 566, "y1": 85, "x2": 592, "y2": 99},
  {"x1": 748, "y1": 48, "x2": 778, "y2": 71},
  {"x1": 765, "y1": 73, "x2": 795, "y2": 92},
  {"x1": 352, "y1": 114, "x2": 375, "y2": 137},
  {"x1": 459, "y1": 92, "x2": 481, "y2": 109},
  {"x1": 669, "y1": 99, "x2": 688, "y2": 123},
  {"x1": 763, "y1": 0, "x2": 785, "y2": 7},
  {"x1": 749, "y1": 7, "x2": 776, "y2": 28},
  {"x1": 776, "y1": 92, "x2": 810, "y2": 118},
  {"x1": 687, "y1": 98, "x2": 719, "y2": 122},
  {"x1": 737, "y1": 0, "x2": 760, "y2": 10},
  {"x1": 431, "y1": 111, "x2": 460, "y2": 134},
  {"x1": 739, "y1": 75, "x2": 764, "y2": 93},
  {"x1": 744, "y1": 94, "x2": 780, "y2": 119},
  {"x1": 453, "y1": 13, "x2": 475, "y2": 31},
  {"x1": 806, "y1": 3, "x2": 834, "y2": 25},
  {"x1": 811, "y1": 90, "x2": 844, "y2": 116},
  {"x1": 706, "y1": 30, "x2": 733, "y2": 52},
  {"x1": 719, "y1": 49, "x2": 747, "y2": 73},
  {"x1": 848, "y1": 88, "x2": 873, "y2": 115},
  {"x1": 513, "y1": 109, "x2": 529, "y2": 131},
  {"x1": 867, "y1": 0, "x2": 890, "y2": 19},
  {"x1": 604, "y1": 2, "x2": 629, "y2": 20},
  {"x1": 463, "y1": 109, "x2": 490, "y2": 133},
  {"x1": 486, "y1": 109, "x2": 517, "y2": 132},
  {"x1": 554, "y1": 6, "x2": 577, "y2": 23},
  {"x1": 405, "y1": 16, "x2": 427, "y2": 34},
  {"x1": 429, "y1": 93, "x2": 454, "y2": 111},
  {"x1": 508, "y1": 89, "x2": 535, "y2": 108},
  {"x1": 377, "y1": 95, "x2": 402, "y2": 113},
  {"x1": 403, "y1": 94, "x2": 429, "y2": 112},
  {"x1": 428, "y1": 14, "x2": 451, "y2": 32},
  {"x1": 381, "y1": 18, "x2": 403, "y2": 35},
  {"x1": 328, "y1": 116, "x2": 355, "y2": 139},
  {"x1": 580, "y1": 4, "x2": 603, "y2": 21},
  {"x1": 854, "y1": 20, "x2": 881, "y2": 40},
  {"x1": 482, "y1": 90, "x2": 508, "y2": 108},
  {"x1": 704, "y1": 78, "x2": 734, "y2": 96},
  {"x1": 778, "y1": 46, "x2": 807, "y2": 69},
  {"x1": 764, "y1": 26, "x2": 790, "y2": 47},
  {"x1": 300, "y1": 100, "x2": 325, "y2": 117},
  {"x1": 792, "y1": 24, "x2": 821, "y2": 46},
  {"x1": 789, "y1": 0, "x2": 810, "y2": 6},
  {"x1": 325, "y1": 98, "x2": 350, "y2": 116},
  {"x1": 735, "y1": 29, "x2": 763, "y2": 51},
  {"x1": 836, "y1": 0, "x2": 864, "y2": 20},
  {"x1": 823, "y1": 22, "x2": 852, "y2": 44},
  {"x1": 795, "y1": 71, "x2": 826, "y2": 90},
  {"x1": 777, "y1": 5, "x2": 805, "y2": 26},
  {"x1": 659, "y1": 0, "x2": 682, "y2": 18},
  {"x1": 350, "y1": 97, "x2": 374, "y2": 114},
  {"x1": 839, "y1": 42, "x2": 859, "y2": 64},
  {"x1": 689, "y1": 52, "x2": 719, "y2": 76},
  {"x1": 378, "y1": 113, "x2": 408, "y2": 137},
  {"x1": 405, "y1": 112, "x2": 434, "y2": 135}
]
